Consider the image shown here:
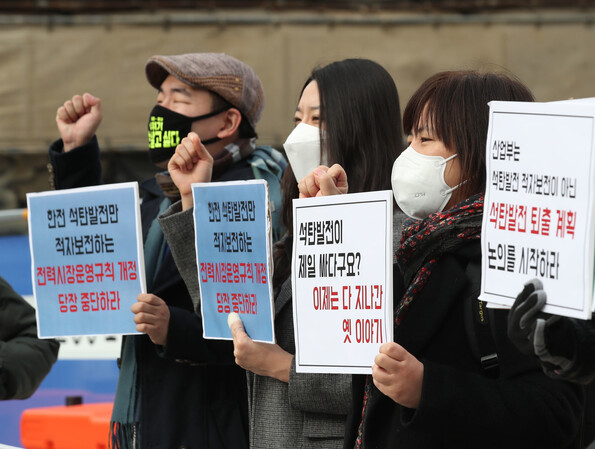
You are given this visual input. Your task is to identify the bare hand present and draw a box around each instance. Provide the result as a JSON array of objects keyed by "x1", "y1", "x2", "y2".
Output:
[
  {"x1": 372, "y1": 342, "x2": 424, "y2": 409},
  {"x1": 298, "y1": 164, "x2": 348, "y2": 198},
  {"x1": 229, "y1": 313, "x2": 293, "y2": 383},
  {"x1": 131, "y1": 294, "x2": 171, "y2": 346},
  {"x1": 56, "y1": 93, "x2": 102, "y2": 152},
  {"x1": 168, "y1": 132, "x2": 214, "y2": 210}
]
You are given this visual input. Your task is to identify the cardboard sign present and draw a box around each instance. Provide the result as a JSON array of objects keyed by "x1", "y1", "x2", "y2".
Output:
[
  {"x1": 27, "y1": 183, "x2": 145, "y2": 337},
  {"x1": 292, "y1": 191, "x2": 393, "y2": 374},
  {"x1": 480, "y1": 100, "x2": 595, "y2": 319},
  {"x1": 192, "y1": 180, "x2": 275, "y2": 343}
]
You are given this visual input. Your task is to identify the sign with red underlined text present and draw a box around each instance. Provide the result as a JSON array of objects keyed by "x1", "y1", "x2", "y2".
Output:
[
  {"x1": 192, "y1": 179, "x2": 275, "y2": 343},
  {"x1": 292, "y1": 191, "x2": 393, "y2": 374},
  {"x1": 481, "y1": 99, "x2": 595, "y2": 319},
  {"x1": 27, "y1": 182, "x2": 145, "y2": 338}
]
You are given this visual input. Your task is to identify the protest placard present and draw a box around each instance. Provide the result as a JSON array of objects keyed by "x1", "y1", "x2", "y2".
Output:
[
  {"x1": 480, "y1": 100, "x2": 595, "y2": 319},
  {"x1": 27, "y1": 182, "x2": 145, "y2": 338},
  {"x1": 192, "y1": 179, "x2": 275, "y2": 343},
  {"x1": 292, "y1": 191, "x2": 393, "y2": 374}
]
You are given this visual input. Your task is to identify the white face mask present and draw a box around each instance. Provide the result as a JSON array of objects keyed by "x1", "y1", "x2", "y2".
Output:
[
  {"x1": 283, "y1": 122, "x2": 327, "y2": 182},
  {"x1": 391, "y1": 146, "x2": 460, "y2": 220}
]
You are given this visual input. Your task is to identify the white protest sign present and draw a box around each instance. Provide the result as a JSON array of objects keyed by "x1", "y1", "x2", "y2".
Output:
[
  {"x1": 27, "y1": 183, "x2": 145, "y2": 337},
  {"x1": 480, "y1": 100, "x2": 595, "y2": 319},
  {"x1": 192, "y1": 180, "x2": 275, "y2": 343},
  {"x1": 292, "y1": 191, "x2": 393, "y2": 374}
]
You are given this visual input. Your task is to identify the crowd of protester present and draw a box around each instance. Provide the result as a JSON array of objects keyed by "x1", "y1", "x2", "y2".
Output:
[{"x1": 4, "y1": 49, "x2": 594, "y2": 449}]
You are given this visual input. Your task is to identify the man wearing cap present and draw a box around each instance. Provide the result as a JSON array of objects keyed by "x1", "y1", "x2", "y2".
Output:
[{"x1": 48, "y1": 53, "x2": 286, "y2": 449}]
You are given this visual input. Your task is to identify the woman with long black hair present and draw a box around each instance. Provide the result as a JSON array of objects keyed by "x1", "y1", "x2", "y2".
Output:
[{"x1": 162, "y1": 58, "x2": 404, "y2": 449}]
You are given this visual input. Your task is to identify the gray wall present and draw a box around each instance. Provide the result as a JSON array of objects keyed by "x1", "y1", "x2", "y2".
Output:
[{"x1": 0, "y1": 8, "x2": 593, "y2": 208}]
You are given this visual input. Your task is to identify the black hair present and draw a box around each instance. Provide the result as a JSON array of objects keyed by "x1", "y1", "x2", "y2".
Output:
[
  {"x1": 403, "y1": 70, "x2": 534, "y2": 203},
  {"x1": 274, "y1": 58, "x2": 403, "y2": 288}
]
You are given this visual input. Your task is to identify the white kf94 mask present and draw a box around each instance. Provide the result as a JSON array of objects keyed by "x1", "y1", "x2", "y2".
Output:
[
  {"x1": 283, "y1": 122, "x2": 327, "y2": 182},
  {"x1": 391, "y1": 146, "x2": 460, "y2": 220}
]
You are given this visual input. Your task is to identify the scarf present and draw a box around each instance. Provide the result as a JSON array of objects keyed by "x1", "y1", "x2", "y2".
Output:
[
  {"x1": 211, "y1": 138, "x2": 256, "y2": 180},
  {"x1": 394, "y1": 193, "x2": 484, "y2": 325},
  {"x1": 154, "y1": 172, "x2": 181, "y2": 201},
  {"x1": 354, "y1": 194, "x2": 484, "y2": 449}
]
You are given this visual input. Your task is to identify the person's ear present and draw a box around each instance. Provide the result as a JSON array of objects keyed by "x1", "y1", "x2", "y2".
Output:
[{"x1": 216, "y1": 108, "x2": 242, "y2": 140}]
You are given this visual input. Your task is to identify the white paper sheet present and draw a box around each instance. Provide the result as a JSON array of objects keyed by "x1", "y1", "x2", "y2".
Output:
[{"x1": 292, "y1": 190, "x2": 393, "y2": 374}]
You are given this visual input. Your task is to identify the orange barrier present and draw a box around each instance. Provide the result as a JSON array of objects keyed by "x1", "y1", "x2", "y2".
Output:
[{"x1": 21, "y1": 402, "x2": 112, "y2": 449}]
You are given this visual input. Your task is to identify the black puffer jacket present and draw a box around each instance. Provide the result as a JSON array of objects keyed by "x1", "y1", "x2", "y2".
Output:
[
  {"x1": 344, "y1": 242, "x2": 584, "y2": 449},
  {"x1": 0, "y1": 276, "x2": 59, "y2": 400}
]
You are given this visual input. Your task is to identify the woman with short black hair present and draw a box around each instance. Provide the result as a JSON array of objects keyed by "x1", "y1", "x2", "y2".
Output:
[{"x1": 302, "y1": 70, "x2": 584, "y2": 449}]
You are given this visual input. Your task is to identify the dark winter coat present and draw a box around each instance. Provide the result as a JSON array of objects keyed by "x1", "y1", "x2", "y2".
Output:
[
  {"x1": 49, "y1": 137, "x2": 251, "y2": 449},
  {"x1": 0, "y1": 276, "x2": 59, "y2": 400},
  {"x1": 344, "y1": 242, "x2": 584, "y2": 449}
]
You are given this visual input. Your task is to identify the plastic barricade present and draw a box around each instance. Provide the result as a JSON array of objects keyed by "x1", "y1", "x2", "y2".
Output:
[{"x1": 20, "y1": 402, "x2": 112, "y2": 449}]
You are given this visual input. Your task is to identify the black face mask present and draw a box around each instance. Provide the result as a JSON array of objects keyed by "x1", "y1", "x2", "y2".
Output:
[{"x1": 147, "y1": 104, "x2": 228, "y2": 163}]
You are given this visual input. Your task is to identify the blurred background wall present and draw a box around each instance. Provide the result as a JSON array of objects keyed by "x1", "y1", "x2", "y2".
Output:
[{"x1": 0, "y1": 0, "x2": 593, "y2": 207}]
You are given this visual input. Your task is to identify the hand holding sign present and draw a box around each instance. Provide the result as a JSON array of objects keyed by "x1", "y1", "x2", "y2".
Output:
[
  {"x1": 229, "y1": 313, "x2": 293, "y2": 383},
  {"x1": 56, "y1": 93, "x2": 103, "y2": 152},
  {"x1": 132, "y1": 293, "x2": 171, "y2": 346},
  {"x1": 507, "y1": 279, "x2": 548, "y2": 356},
  {"x1": 28, "y1": 182, "x2": 145, "y2": 337},
  {"x1": 372, "y1": 342, "x2": 424, "y2": 409},
  {"x1": 298, "y1": 164, "x2": 349, "y2": 198},
  {"x1": 168, "y1": 132, "x2": 214, "y2": 210},
  {"x1": 292, "y1": 190, "x2": 393, "y2": 374}
]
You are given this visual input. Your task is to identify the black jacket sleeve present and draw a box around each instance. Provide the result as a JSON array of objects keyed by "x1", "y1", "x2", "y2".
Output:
[
  {"x1": 0, "y1": 276, "x2": 60, "y2": 399},
  {"x1": 546, "y1": 316, "x2": 595, "y2": 384},
  {"x1": 48, "y1": 136, "x2": 102, "y2": 190},
  {"x1": 162, "y1": 306, "x2": 236, "y2": 365}
]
